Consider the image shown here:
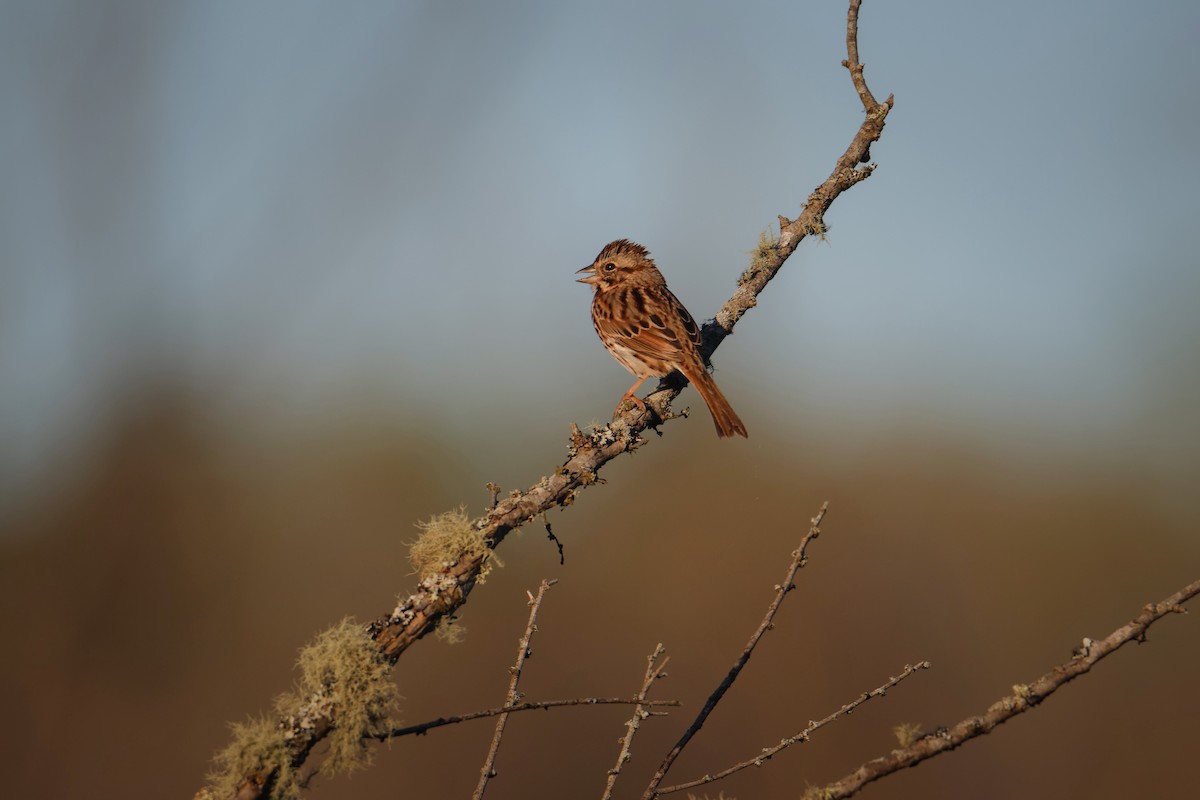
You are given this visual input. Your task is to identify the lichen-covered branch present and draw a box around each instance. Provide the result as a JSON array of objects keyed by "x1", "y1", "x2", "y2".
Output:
[
  {"x1": 201, "y1": 0, "x2": 893, "y2": 795},
  {"x1": 366, "y1": 0, "x2": 892, "y2": 690}
]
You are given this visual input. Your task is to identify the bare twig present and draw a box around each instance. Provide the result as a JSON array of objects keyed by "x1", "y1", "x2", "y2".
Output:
[
  {"x1": 544, "y1": 514, "x2": 566, "y2": 565},
  {"x1": 641, "y1": 503, "x2": 830, "y2": 799},
  {"x1": 843, "y1": 0, "x2": 879, "y2": 110},
  {"x1": 656, "y1": 662, "x2": 930, "y2": 795},
  {"x1": 812, "y1": 577, "x2": 1200, "y2": 799},
  {"x1": 472, "y1": 580, "x2": 556, "y2": 800},
  {"x1": 377, "y1": 696, "x2": 680, "y2": 739},
  {"x1": 601, "y1": 645, "x2": 671, "y2": 800}
]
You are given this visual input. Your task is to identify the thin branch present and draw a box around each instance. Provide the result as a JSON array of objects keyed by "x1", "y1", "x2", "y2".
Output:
[
  {"x1": 843, "y1": 0, "x2": 879, "y2": 110},
  {"x1": 544, "y1": 514, "x2": 566, "y2": 565},
  {"x1": 208, "y1": 0, "x2": 894, "y2": 793},
  {"x1": 641, "y1": 503, "x2": 830, "y2": 799},
  {"x1": 656, "y1": 662, "x2": 930, "y2": 795},
  {"x1": 601, "y1": 645, "x2": 671, "y2": 800},
  {"x1": 365, "y1": 0, "x2": 893, "y2": 675},
  {"x1": 813, "y1": 577, "x2": 1200, "y2": 799},
  {"x1": 473, "y1": 579, "x2": 556, "y2": 800},
  {"x1": 377, "y1": 696, "x2": 680, "y2": 739}
]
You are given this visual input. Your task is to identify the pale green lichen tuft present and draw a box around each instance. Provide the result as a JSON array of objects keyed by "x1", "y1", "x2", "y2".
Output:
[
  {"x1": 205, "y1": 714, "x2": 299, "y2": 800},
  {"x1": 800, "y1": 785, "x2": 835, "y2": 800},
  {"x1": 893, "y1": 721, "x2": 924, "y2": 747},
  {"x1": 740, "y1": 229, "x2": 781, "y2": 285},
  {"x1": 276, "y1": 619, "x2": 401, "y2": 776},
  {"x1": 753, "y1": 228, "x2": 780, "y2": 263},
  {"x1": 435, "y1": 614, "x2": 468, "y2": 644},
  {"x1": 202, "y1": 620, "x2": 399, "y2": 799},
  {"x1": 409, "y1": 507, "x2": 490, "y2": 581}
]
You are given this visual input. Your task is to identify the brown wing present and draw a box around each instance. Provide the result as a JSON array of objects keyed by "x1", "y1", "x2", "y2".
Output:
[
  {"x1": 664, "y1": 287, "x2": 704, "y2": 351},
  {"x1": 592, "y1": 285, "x2": 700, "y2": 368}
]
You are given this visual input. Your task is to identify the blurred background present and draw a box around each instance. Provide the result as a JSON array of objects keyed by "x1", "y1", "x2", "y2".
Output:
[{"x1": 2, "y1": 1, "x2": 1198, "y2": 798}]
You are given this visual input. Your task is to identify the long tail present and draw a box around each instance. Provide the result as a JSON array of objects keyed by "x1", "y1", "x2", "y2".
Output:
[{"x1": 682, "y1": 366, "x2": 748, "y2": 439}]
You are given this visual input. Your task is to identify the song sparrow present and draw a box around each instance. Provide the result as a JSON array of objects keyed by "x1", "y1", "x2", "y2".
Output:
[{"x1": 576, "y1": 239, "x2": 748, "y2": 438}]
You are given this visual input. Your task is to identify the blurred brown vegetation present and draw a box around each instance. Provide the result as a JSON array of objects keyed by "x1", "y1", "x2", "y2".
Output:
[{"x1": 1, "y1": 387, "x2": 1196, "y2": 800}]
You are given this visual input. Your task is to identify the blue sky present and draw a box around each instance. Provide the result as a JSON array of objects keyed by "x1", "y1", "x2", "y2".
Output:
[{"x1": 2, "y1": 0, "x2": 1198, "y2": 512}]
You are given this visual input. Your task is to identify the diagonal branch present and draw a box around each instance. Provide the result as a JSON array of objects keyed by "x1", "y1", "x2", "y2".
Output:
[
  {"x1": 641, "y1": 503, "x2": 829, "y2": 798},
  {"x1": 207, "y1": 2, "x2": 892, "y2": 796},
  {"x1": 813, "y1": 577, "x2": 1200, "y2": 799},
  {"x1": 366, "y1": 0, "x2": 892, "y2": 680}
]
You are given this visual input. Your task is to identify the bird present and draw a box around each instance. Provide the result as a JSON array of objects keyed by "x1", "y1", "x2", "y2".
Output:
[{"x1": 576, "y1": 239, "x2": 747, "y2": 438}]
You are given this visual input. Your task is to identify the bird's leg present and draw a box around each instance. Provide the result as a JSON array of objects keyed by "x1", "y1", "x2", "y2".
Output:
[{"x1": 616, "y1": 375, "x2": 650, "y2": 415}]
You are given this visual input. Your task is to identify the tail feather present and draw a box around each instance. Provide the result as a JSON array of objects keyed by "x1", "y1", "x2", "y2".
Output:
[{"x1": 684, "y1": 367, "x2": 748, "y2": 439}]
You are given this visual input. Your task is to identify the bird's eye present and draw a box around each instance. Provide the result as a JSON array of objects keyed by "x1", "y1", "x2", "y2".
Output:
[{"x1": 603, "y1": 263, "x2": 616, "y2": 272}]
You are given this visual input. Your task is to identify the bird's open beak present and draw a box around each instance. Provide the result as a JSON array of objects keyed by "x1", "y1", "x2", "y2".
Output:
[{"x1": 575, "y1": 265, "x2": 599, "y2": 285}]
